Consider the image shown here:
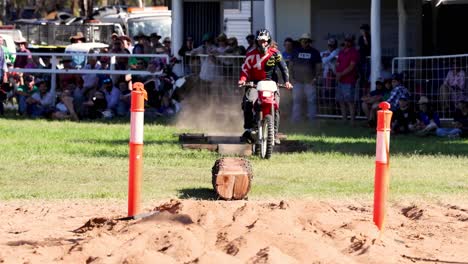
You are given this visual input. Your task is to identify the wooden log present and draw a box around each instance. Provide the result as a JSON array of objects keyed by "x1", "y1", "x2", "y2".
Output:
[
  {"x1": 211, "y1": 158, "x2": 253, "y2": 200},
  {"x1": 181, "y1": 144, "x2": 217, "y2": 151}
]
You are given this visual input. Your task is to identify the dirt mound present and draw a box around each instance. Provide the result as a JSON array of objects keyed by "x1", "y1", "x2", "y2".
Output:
[{"x1": 1, "y1": 199, "x2": 468, "y2": 263}]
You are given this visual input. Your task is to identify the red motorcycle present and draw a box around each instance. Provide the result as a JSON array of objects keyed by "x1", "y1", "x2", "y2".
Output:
[{"x1": 242, "y1": 80, "x2": 288, "y2": 159}]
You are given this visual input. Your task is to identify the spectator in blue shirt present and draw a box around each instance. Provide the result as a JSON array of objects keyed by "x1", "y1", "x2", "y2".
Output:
[{"x1": 386, "y1": 73, "x2": 410, "y2": 111}]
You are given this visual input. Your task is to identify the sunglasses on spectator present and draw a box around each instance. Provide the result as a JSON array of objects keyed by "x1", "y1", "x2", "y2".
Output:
[{"x1": 164, "y1": 41, "x2": 171, "y2": 44}]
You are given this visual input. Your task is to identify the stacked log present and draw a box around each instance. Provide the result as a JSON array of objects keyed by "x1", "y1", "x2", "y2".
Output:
[{"x1": 211, "y1": 158, "x2": 253, "y2": 200}]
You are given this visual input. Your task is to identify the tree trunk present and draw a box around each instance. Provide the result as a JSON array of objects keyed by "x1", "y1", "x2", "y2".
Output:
[{"x1": 212, "y1": 158, "x2": 253, "y2": 200}]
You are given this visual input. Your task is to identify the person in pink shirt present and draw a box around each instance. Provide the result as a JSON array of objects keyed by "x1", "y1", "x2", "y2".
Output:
[
  {"x1": 335, "y1": 34, "x2": 359, "y2": 123},
  {"x1": 440, "y1": 58, "x2": 466, "y2": 111}
]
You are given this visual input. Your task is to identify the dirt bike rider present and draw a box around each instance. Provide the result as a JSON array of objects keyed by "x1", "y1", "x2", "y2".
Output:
[{"x1": 238, "y1": 29, "x2": 293, "y2": 144}]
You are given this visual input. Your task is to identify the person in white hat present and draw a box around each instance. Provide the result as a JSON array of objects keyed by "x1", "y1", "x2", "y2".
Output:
[
  {"x1": 289, "y1": 33, "x2": 321, "y2": 122},
  {"x1": 13, "y1": 37, "x2": 31, "y2": 69},
  {"x1": 414, "y1": 96, "x2": 441, "y2": 136}
]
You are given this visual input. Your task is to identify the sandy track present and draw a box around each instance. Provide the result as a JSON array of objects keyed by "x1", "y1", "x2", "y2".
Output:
[{"x1": 1, "y1": 199, "x2": 467, "y2": 263}]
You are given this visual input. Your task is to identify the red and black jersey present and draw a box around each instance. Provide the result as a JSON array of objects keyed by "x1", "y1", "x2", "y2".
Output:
[{"x1": 239, "y1": 47, "x2": 290, "y2": 83}]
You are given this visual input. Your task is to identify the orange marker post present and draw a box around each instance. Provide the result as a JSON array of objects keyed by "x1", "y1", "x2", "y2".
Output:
[
  {"x1": 373, "y1": 101, "x2": 393, "y2": 233},
  {"x1": 128, "y1": 82, "x2": 148, "y2": 217}
]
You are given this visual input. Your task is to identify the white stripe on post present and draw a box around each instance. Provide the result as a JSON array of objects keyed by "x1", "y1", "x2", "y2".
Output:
[
  {"x1": 375, "y1": 131, "x2": 389, "y2": 163},
  {"x1": 130, "y1": 112, "x2": 145, "y2": 144}
]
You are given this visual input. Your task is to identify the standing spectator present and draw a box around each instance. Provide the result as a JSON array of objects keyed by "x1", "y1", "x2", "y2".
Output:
[
  {"x1": 245, "y1": 34, "x2": 255, "y2": 53},
  {"x1": 289, "y1": 33, "x2": 322, "y2": 122},
  {"x1": 69, "y1": 32, "x2": 86, "y2": 44},
  {"x1": 161, "y1": 37, "x2": 172, "y2": 55},
  {"x1": 335, "y1": 34, "x2": 359, "y2": 123},
  {"x1": 439, "y1": 58, "x2": 465, "y2": 112},
  {"x1": 58, "y1": 57, "x2": 81, "y2": 91},
  {"x1": 178, "y1": 36, "x2": 194, "y2": 75},
  {"x1": 436, "y1": 98, "x2": 468, "y2": 138},
  {"x1": 386, "y1": 73, "x2": 410, "y2": 111},
  {"x1": 0, "y1": 35, "x2": 15, "y2": 64},
  {"x1": 320, "y1": 38, "x2": 340, "y2": 88},
  {"x1": 150, "y1": 33, "x2": 164, "y2": 53},
  {"x1": 120, "y1": 35, "x2": 133, "y2": 54},
  {"x1": 414, "y1": 96, "x2": 441, "y2": 136},
  {"x1": 358, "y1": 24, "x2": 371, "y2": 89},
  {"x1": 191, "y1": 33, "x2": 219, "y2": 84},
  {"x1": 13, "y1": 37, "x2": 31, "y2": 69},
  {"x1": 0, "y1": 40, "x2": 7, "y2": 85},
  {"x1": 282, "y1": 37, "x2": 295, "y2": 67},
  {"x1": 226, "y1": 37, "x2": 246, "y2": 55},
  {"x1": 391, "y1": 95, "x2": 417, "y2": 134}
]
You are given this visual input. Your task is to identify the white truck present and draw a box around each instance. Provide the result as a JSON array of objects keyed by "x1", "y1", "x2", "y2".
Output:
[{"x1": 95, "y1": 6, "x2": 172, "y2": 41}]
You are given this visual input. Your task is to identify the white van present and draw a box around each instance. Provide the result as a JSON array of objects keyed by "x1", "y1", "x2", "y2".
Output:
[{"x1": 63, "y1": 42, "x2": 109, "y2": 69}]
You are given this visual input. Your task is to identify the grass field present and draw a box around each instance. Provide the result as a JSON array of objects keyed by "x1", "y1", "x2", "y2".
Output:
[{"x1": 0, "y1": 117, "x2": 467, "y2": 201}]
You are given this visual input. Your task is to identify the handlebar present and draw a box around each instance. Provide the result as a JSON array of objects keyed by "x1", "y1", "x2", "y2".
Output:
[{"x1": 239, "y1": 82, "x2": 290, "y2": 89}]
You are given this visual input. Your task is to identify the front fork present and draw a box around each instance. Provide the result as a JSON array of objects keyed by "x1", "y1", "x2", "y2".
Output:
[{"x1": 256, "y1": 105, "x2": 276, "y2": 146}]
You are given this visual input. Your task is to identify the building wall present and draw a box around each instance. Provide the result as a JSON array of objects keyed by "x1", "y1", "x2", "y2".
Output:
[
  {"x1": 224, "y1": 0, "x2": 252, "y2": 47},
  {"x1": 275, "y1": 0, "x2": 311, "y2": 46},
  {"x1": 274, "y1": 0, "x2": 422, "y2": 56}
]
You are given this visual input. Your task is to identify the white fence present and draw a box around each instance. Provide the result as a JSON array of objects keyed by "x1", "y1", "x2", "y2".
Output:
[{"x1": 392, "y1": 54, "x2": 468, "y2": 119}]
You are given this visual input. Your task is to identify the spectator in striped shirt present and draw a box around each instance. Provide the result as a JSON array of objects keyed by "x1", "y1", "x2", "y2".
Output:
[{"x1": 386, "y1": 73, "x2": 410, "y2": 111}]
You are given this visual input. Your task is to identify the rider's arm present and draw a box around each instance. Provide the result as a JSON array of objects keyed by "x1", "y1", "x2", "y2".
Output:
[
  {"x1": 276, "y1": 52, "x2": 290, "y2": 83},
  {"x1": 239, "y1": 56, "x2": 251, "y2": 82}
]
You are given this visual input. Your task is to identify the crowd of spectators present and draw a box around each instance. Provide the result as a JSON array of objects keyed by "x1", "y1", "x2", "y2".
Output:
[{"x1": 0, "y1": 26, "x2": 467, "y2": 138}]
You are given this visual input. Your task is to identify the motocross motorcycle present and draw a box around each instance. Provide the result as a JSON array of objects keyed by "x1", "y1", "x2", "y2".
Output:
[{"x1": 242, "y1": 80, "x2": 287, "y2": 159}]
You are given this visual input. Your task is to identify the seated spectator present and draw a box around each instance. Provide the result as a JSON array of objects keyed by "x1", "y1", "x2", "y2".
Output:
[
  {"x1": 439, "y1": 58, "x2": 465, "y2": 112},
  {"x1": 117, "y1": 79, "x2": 131, "y2": 117},
  {"x1": 82, "y1": 90, "x2": 107, "y2": 119},
  {"x1": 15, "y1": 73, "x2": 38, "y2": 115},
  {"x1": 436, "y1": 98, "x2": 468, "y2": 138},
  {"x1": 26, "y1": 79, "x2": 56, "y2": 118},
  {"x1": 414, "y1": 96, "x2": 441, "y2": 136},
  {"x1": 386, "y1": 73, "x2": 410, "y2": 112},
  {"x1": 361, "y1": 78, "x2": 389, "y2": 127},
  {"x1": 391, "y1": 95, "x2": 417, "y2": 134},
  {"x1": 102, "y1": 77, "x2": 121, "y2": 117}
]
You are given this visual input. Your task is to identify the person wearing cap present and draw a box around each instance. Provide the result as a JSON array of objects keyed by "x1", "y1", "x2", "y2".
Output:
[
  {"x1": 191, "y1": 32, "x2": 219, "y2": 83},
  {"x1": 70, "y1": 32, "x2": 86, "y2": 44},
  {"x1": 150, "y1": 33, "x2": 163, "y2": 53},
  {"x1": 391, "y1": 94, "x2": 417, "y2": 134},
  {"x1": 385, "y1": 72, "x2": 410, "y2": 111},
  {"x1": 320, "y1": 37, "x2": 340, "y2": 88},
  {"x1": 289, "y1": 33, "x2": 321, "y2": 122},
  {"x1": 13, "y1": 37, "x2": 32, "y2": 69},
  {"x1": 414, "y1": 96, "x2": 441, "y2": 136},
  {"x1": 15, "y1": 73, "x2": 38, "y2": 115},
  {"x1": 335, "y1": 34, "x2": 359, "y2": 123},
  {"x1": 436, "y1": 97, "x2": 468, "y2": 138}
]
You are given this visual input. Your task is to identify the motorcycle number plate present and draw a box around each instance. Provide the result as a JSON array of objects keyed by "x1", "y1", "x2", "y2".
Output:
[{"x1": 246, "y1": 88, "x2": 258, "y2": 102}]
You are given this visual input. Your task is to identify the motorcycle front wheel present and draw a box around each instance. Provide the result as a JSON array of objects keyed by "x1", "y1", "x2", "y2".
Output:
[{"x1": 260, "y1": 114, "x2": 274, "y2": 159}]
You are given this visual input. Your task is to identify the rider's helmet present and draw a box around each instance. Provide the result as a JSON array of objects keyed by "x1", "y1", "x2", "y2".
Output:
[{"x1": 256, "y1": 29, "x2": 271, "y2": 53}]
